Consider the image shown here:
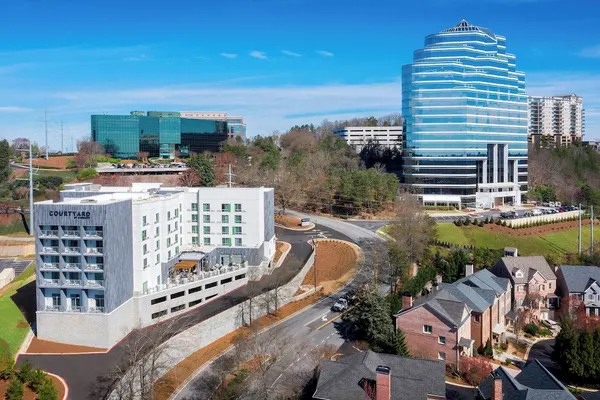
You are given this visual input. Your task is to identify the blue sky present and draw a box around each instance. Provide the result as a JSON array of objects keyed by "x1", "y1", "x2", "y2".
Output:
[{"x1": 1, "y1": 0, "x2": 599, "y2": 149}]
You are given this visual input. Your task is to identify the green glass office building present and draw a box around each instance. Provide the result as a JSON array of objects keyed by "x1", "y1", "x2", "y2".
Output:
[{"x1": 92, "y1": 111, "x2": 229, "y2": 159}]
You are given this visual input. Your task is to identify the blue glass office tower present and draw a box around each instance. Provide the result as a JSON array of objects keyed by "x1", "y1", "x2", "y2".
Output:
[{"x1": 402, "y1": 20, "x2": 528, "y2": 209}]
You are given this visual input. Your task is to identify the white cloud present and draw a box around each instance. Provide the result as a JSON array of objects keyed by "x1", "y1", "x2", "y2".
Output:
[
  {"x1": 281, "y1": 50, "x2": 302, "y2": 57},
  {"x1": 0, "y1": 106, "x2": 32, "y2": 113},
  {"x1": 578, "y1": 45, "x2": 600, "y2": 58},
  {"x1": 250, "y1": 51, "x2": 268, "y2": 60},
  {"x1": 220, "y1": 53, "x2": 238, "y2": 59},
  {"x1": 124, "y1": 54, "x2": 147, "y2": 62},
  {"x1": 316, "y1": 50, "x2": 334, "y2": 57}
]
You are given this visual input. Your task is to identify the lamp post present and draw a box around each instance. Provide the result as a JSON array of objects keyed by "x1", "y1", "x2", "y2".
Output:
[{"x1": 309, "y1": 231, "x2": 328, "y2": 294}]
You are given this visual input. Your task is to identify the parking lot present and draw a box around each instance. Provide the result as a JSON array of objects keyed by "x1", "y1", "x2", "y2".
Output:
[{"x1": 0, "y1": 258, "x2": 32, "y2": 276}]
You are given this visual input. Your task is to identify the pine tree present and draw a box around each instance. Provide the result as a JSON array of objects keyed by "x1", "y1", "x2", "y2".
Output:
[
  {"x1": 187, "y1": 154, "x2": 215, "y2": 187},
  {"x1": 5, "y1": 377, "x2": 23, "y2": 400},
  {"x1": 578, "y1": 330, "x2": 597, "y2": 380},
  {"x1": 0, "y1": 139, "x2": 11, "y2": 184},
  {"x1": 394, "y1": 329, "x2": 410, "y2": 357}
]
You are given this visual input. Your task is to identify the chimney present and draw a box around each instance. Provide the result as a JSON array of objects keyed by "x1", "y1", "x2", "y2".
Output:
[
  {"x1": 465, "y1": 264, "x2": 474, "y2": 277},
  {"x1": 401, "y1": 293, "x2": 413, "y2": 311},
  {"x1": 491, "y1": 372, "x2": 502, "y2": 400},
  {"x1": 376, "y1": 366, "x2": 391, "y2": 400}
]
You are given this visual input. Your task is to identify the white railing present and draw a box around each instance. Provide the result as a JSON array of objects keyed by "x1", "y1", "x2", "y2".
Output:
[
  {"x1": 62, "y1": 230, "x2": 79, "y2": 237},
  {"x1": 44, "y1": 305, "x2": 60, "y2": 312},
  {"x1": 41, "y1": 278, "x2": 60, "y2": 286},
  {"x1": 67, "y1": 306, "x2": 82, "y2": 313},
  {"x1": 63, "y1": 279, "x2": 82, "y2": 287},
  {"x1": 40, "y1": 230, "x2": 58, "y2": 237},
  {"x1": 89, "y1": 307, "x2": 105, "y2": 313},
  {"x1": 84, "y1": 231, "x2": 103, "y2": 238},
  {"x1": 85, "y1": 264, "x2": 104, "y2": 271},
  {"x1": 86, "y1": 248, "x2": 103, "y2": 254},
  {"x1": 63, "y1": 247, "x2": 81, "y2": 254},
  {"x1": 63, "y1": 263, "x2": 81, "y2": 270},
  {"x1": 86, "y1": 280, "x2": 104, "y2": 288},
  {"x1": 42, "y1": 263, "x2": 59, "y2": 269},
  {"x1": 41, "y1": 247, "x2": 59, "y2": 254}
]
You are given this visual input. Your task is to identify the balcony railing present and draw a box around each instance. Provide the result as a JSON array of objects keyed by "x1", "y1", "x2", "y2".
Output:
[
  {"x1": 86, "y1": 280, "x2": 105, "y2": 288},
  {"x1": 63, "y1": 279, "x2": 82, "y2": 287},
  {"x1": 44, "y1": 305, "x2": 60, "y2": 312},
  {"x1": 84, "y1": 231, "x2": 103, "y2": 238},
  {"x1": 41, "y1": 247, "x2": 59, "y2": 254},
  {"x1": 41, "y1": 263, "x2": 59, "y2": 270},
  {"x1": 67, "y1": 306, "x2": 82, "y2": 313},
  {"x1": 85, "y1": 264, "x2": 104, "y2": 271},
  {"x1": 41, "y1": 278, "x2": 60, "y2": 286},
  {"x1": 86, "y1": 248, "x2": 103, "y2": 254},
  {"x1": 63, "y1": 247, "x2": 81, "y2": 254},
  {"x1": 62, "y1": 230, "x2": 80, "y2": 237},
  {"x1": 63, "y1": 263, "x2": 81, "y2": 270},
  {"x1": 89, "y1": 307, "x2": 105, "y2": 313},
  {"x1": 40, "y1": 230, "x2": 58, "y2": 237}
]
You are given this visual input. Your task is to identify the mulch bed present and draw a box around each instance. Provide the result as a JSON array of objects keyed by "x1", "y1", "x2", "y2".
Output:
[
  {"x1": 483, "y1": 219, "x2": 589, "y2": 237},
  {"x1": 274, "y1": 214, "x2": 302, "y2": 228},
  {"x1": 26, "y1": 337, "x2": 106, "y2": 354},
  {"x1": 0, "y1": 374, "x2": 66, "y2": 400}
]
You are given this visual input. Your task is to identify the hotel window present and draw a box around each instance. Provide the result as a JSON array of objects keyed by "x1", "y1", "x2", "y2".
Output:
[
  {"x1": 143, "y1": 244, "x2": 148, "y2": 254},
  {"x1": 203, "y1": 215, "x2": 210, "y2": 223},
  {"x1": 156, "y1": 254, "x2": 160, "y2": 265},
  {"x1": 192, "y1": 237, "x2": 198, "y2": 245},
  {"x1": 175, "y1": 209, "x2": 178, "y2": 217},
  {"x1": 167, "y1": 238, "x2": 171, "y2": 247},
  {"x1": 155, "y1": 213, "x2": 159, "y2": 223},
  {"x1": 222, "y1": 215, "x2": 229, "y2": 224},
  {"x1": 175, "y1": 221, "x2": 178, "y2": 230},
  {"x1": 192, "y1": 214, "x2": 198, "y2": 222},
  {"x1": 156, "y1": 240, "x2": 159, "y2": 250},
  {"x1": 235, "y1": 238, "x2": 242, "y2": 246},
  {"x1": 155, "y1": 227, "x2": 159, "y2": 237},
  {"x1": 222, "y1": 204, "x2": 231, "y2": 212},
  {"x1": 95, "y1": 295, "x2": 104, "y2": 309},
  {"x1": 438, "y1": 336, "x2": 446, "y2": 345},
  {"x1": 235, "y1": 203, "x2": 242, "y2": 212},
  {"x1": 235, "y1": 215, "x2": 242, "y2": 224},
  {"x1": 222, "y1": 226, "x2": 229, "y2": 235},
  {"x1": 167, "y1": 211, "x2": 171, "y2": 220},
  {"x1": 52, "y1": 293, "x2": 60, "y2": 307},
  {"x1": 203, "y1": 226, "x2": 210, "y2": 234},
  {"x1": 142, "y1": 216, "x2": 147, "y2": 226},
  {"x1": 222, "y1": 238, "x2": 232, "y2": 246},
  {"x1": 175, "y1": 234, "x2": 178, "y2": 242},
  {"x1": 423, "y1": 325, "x2": 432, "y2": 334},
  {"x1": 70, "y1": 294, "x2": 81, "y2": 308},
  {"x1": 191, "y1": 203, "x2": 198, "y2": 211},
  {"x1": 144, "y1": 258, "x2": 148, "y2": 268},
  {"x1": 192, "y1": 226, "x2": 198, "y2": 233},
  {"x1": 233, "y1": 227, "x2": 242, "y2": 235},
  {"x1": 203, "y1": 203, "x2": 210, "y2": 212},
  {"x1": 142, "y1": 230, "x2": 147, "y2": 241},
  {"x1": 204, "y1": 237, "x2": 211, "y2": 245},
  {"x1": 438, "y1": 352, "x2": 446, "y2": 361},
  {"x1": 168, "y1": 251, "x2": 171, "y2": 260}
]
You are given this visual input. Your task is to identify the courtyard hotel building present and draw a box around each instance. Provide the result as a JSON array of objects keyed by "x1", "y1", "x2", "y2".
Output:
[
  {"x1": 402, "y1": 20, "x2": 528, "y2": 209},
  {"x1": 34, "y1": 183, "x2": 275, "y2": 348}
]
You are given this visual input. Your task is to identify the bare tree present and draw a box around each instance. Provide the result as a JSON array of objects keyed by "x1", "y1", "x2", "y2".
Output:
[
  {"x1": 179, "y1": 169, "x2": 202, "y2": 187},
  {"x1": 76, "y1": 138, "x2": 104, "y2": 168},
  {"x1": 136, "y1": 151, "x2": 150, "y2": 163}
]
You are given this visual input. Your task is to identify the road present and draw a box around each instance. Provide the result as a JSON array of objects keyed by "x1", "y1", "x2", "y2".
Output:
[{"x1": 18, "y1": 223, "x2": 351, "y2": 400}]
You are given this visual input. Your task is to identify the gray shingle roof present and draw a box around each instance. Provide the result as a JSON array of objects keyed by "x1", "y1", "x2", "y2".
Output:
[
  {"x1": 478, "y1": 360, "x2": 576, "y2": 400},
  {"x1": 497, "y1": 256, "x2": 556, "y2": 284},
  {"x1": 313, "y1": 351, "x2": 446, "y2": 400},
  {"x1": 559, "y1": 265, "x2": 600, "y2": 293}
]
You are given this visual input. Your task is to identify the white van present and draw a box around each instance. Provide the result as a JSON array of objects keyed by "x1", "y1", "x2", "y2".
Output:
[{"x1": 532, "y1": 209, "x2": 543, "y2": 216}]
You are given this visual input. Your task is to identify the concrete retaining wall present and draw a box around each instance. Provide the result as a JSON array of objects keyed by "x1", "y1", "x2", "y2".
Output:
[{"x1": 503, "y1": 210, "x2": 581, "y2": 228}]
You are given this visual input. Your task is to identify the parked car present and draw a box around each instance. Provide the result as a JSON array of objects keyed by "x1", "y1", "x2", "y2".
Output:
[
  {"x1": 331, "y1": 298, "x2": 348, "y2": 312},
  {"x1": 344, "y1": 290, "x2": 357, "y2": 305},
  {"x1": 532, "y1": 209, "x2": 543, "y2": 216},
  {"x1": 500, "y1": 211, "x2": 518, "y2": 219},
  {"x1": 524, "y1": 211, "x2": 534, "y2": 217}
]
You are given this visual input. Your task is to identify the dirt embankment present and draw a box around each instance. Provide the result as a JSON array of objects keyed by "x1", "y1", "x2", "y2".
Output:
[
  {"x1": 274, "y1": 214, "x2": 302, "y2": 228},
  {"x1": 302, "y1": 240, "x2": 359, "y2": 294},
  {"x1": 484, "y1": 219, "x2": 589, "y2": 236}
]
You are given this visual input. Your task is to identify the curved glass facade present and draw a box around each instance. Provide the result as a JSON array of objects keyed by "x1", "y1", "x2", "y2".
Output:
[{"x1": 402, "y1": 20, "x2": 528, "y2": 208}]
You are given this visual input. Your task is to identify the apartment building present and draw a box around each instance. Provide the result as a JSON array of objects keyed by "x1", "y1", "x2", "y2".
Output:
[
  {"x1": 491, "y1": 251, "x2": 559, "y2": 320},
  {"x1": 528, "y1": 94, "x2": 585, "y2": 146},
  {"x1": 395, "y1": 268, "x2": 512, "y2": 366},
  {"x1": 332, "y1": 126, "x2": 402, "y2": 153},
  {"x1": 34, "y1": 183, "x2": 275, "y2": 348}
]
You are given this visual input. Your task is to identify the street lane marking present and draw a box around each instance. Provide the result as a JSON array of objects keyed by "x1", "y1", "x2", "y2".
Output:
[
  {"x1": 321, "y1": 315, "x2": 327, "y2": 322},
  {"x1": 304, "y1": 311, "x2": 330, "y2": 326},
  {"x1": 315, "y1": 306, "x2": 354, "y2": 331},
  {"x1": 270, "y1": 373, "x2": 283, "y2": 389}
]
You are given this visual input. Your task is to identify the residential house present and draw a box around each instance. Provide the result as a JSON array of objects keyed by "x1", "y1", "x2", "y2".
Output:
[
  {"x1": 395, "y1": 268, "x2": 512, "y2": 365},
  {"x1": 477, "y1": 360, "x2": 576, "y2": 400},
  {"x1": 491, "y1": 254, "x2": 559, "y2": 320},
  {"x1": 556, "y1": 265, "x2": 600, "y2": 317},
  {"x1": 312, "y1": 350, "x2": 446, "y2": 400}
]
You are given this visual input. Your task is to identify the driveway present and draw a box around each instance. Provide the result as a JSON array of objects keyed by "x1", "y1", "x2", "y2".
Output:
[
  {"x1": 526, "y1": 339, "x2": 557, "y2": 375},
  {"x1": 19, "y1": 224, "x2": 352, "y2": 400}
]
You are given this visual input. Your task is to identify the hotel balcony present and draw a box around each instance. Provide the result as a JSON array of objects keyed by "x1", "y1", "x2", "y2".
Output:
[
  {"x1": 63, "y1": 263, "x2": 81, "y2": 271},
  {"x1": 62, "y1": 230, "x2": 80, "y2": 237},
  {"x1": 84, "y1": 263, "x2": 104, "y2": 271},
  {"x1": 43, "y1": 305, "x2": 61, "y2": 312},
  {"x1": 39, "y1": 230, "x2": 58, "y2": 238},
  {"x1": 85, "y1": 247, "x2": 104, "y2": 255},
  {"x1": 41, "y1": 247, "x2": 59, "y2": 254},
  {"x1": 85, "y1": 280, "x2": 105, "y2": 289},
  {"x1": 66, "y1": 306, "x2": 82, "y2": 313},
  {"x1": 88, "y1": 306, "x2": 105, "y2": 313},
  {"x1": 62, "y1": 279, "x2": 82, "y2": 287},
  {"x1": 84, "y1": 230, "x2": 103, "y2": 238},
  {"x1": 40, "y1": 278, "x2": 60, "y2": 287},
  {"x1": 40, "y1": 263, "x2": 59, "y2": 271},
  {"x1": 62, "y1": 247, "x2": 81, "y2": 254}
]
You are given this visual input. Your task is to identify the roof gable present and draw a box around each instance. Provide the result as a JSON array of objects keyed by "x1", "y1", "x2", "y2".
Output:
[
  {"x1": 559, "y1": 265, "x2": 600, "y2": 293},
  {"x1": 499, "y1": 256, "x2": 556, "y2": 284}
]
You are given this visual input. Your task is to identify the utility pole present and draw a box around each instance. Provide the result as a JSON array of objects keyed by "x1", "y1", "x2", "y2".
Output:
[
  {"x1": 578, "y1": 203, "x2": 582, "y2": 255},
  {"x1": 591, "y1": 205, "x2": 595, "y2": 254},
  {"x1": 44, "y1": 108, "x2": 49, "y2": 159},
  {"x1": 61, "y1": 120, "x2": 64, "y2": 153},
  {"x1": 29, "y1": 141, "x2": 34, "y2": 236},
  {"x1": 225, "y1": 164, "x2": 235, "y2": 188},
  {"x1": 71, "y1": 137, "x2": 74, "y2": 154}
]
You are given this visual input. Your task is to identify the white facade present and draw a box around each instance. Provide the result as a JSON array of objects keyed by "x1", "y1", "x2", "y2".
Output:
[
  {"x1": 332, "y1": 126, "x2": 402, "y2": 153},
  {"x1": 528, "y1": 94, "x2": 585, "y2": 145},
  {"x1": 34, "y1": 183, "x2": 275, "y2": 347}
]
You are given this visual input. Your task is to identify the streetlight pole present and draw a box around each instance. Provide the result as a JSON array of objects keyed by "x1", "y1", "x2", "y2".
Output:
[
  {"x1": 309, "y1": 231, "x2": 329, "y2": 294},
  {"x1": 29, "y1": 141, "x2": 34, "y2": 236},
  {"x1": 578, "y1": 203, "x2": 582, "y2": 255}
]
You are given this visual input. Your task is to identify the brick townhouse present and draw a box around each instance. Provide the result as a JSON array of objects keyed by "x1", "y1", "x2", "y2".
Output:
[
  {"x1": 395, "y1": 268, "x2": 512, "y2": 365},
  {"x1": 556, "y1": 265, "x2": 600, "y2": 317},
  {"x1": 491, "y1": 251, "x2": 559, "y2": 321}
]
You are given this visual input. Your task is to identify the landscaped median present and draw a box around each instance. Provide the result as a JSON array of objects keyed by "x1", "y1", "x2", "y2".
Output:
[
  {"x1": 153, "y1": 240, "x2": 360, "y2": 400},
  {"x1": 274, "y1": 214, "x2": 315, "y2": 231}
]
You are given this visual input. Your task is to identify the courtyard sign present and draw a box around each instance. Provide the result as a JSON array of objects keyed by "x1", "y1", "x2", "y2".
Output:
[{"x1": 48, "y1": 211, "x2": 91, "y2": 220}]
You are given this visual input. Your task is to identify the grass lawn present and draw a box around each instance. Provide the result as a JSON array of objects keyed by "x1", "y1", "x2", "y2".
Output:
[
  {"x1": 35, "y1": 169, "x2": 77, "y2": 182},
  {"x1": 0, "y1": 218, "x2": 28, "y2": 235},
  {"x1": 0, "y1": 263, "x2": 35, "y2": 356},
  {"x1": 436, "y1": 223, "x2": 600, "y2": 258}
]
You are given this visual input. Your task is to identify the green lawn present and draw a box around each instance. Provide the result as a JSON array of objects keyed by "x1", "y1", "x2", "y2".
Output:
[
  {"x1": 35, "y1": 169, "x2": 77, "y2": 181},
  {"x1": 0, "y1": 263, "x2": 35, "y2": 356},
  {"x1": 436, "y1": 223, "x2": 600, "y2": 258},
  {"x1": 0, "y1": 217, "x2": 28, "y2": 235}
]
